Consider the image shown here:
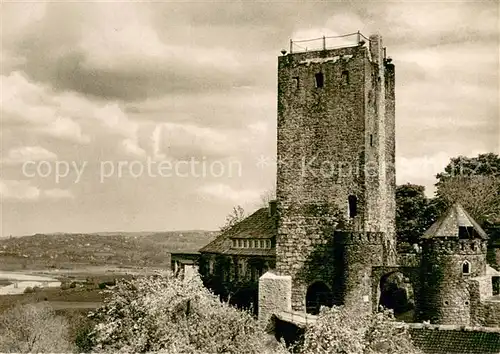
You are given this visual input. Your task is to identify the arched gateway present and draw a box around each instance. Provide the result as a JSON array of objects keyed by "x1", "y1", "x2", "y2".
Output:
[{"x1": 306, "y1": 281, "x2": 333, "y2": 315}]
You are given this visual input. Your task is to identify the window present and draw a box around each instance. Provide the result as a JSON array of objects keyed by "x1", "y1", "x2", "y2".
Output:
[
  {"x1": 315, "y1": 73, "x2": 324, "y2": 88},
  {"x1": 260, "y1": 240, "x2": 265, "y2": 248},
  {"x1": 293, "y1": 76, "x2": 299, "y2": 89},
  {"x1": 462, "y1": 261, "x2": 471, "y2": 275},
  {"x1": 341, "y1": 70, "x2": 349, "y2": 85},
  {"x1": 459, "y1": 226, "x2": 474, "y2": 239},
  {"x1": 238, "y1": 259, "x2": 246, "y2": 278},
  {"x1": 209, "y1": 259, "x2": 214, "y2": 275},
  {"x1": 369, "y1": 134, "x2": 373, "y2": 147},
  {"x1": 232, "y1": 239, "x2": 237, "y2": 248},
  {"x1": 348, "y1": 195, "x2": 358, "y2": 218},
  {"x1": 244, "y1": 240, "x2": 249, "y2": 248},
  {"x1": 266, "y1": 240, "x2": 271, "y2": 249},
  {"x1": 493, "y1": 277, "x2": 500, "y2": 296}
]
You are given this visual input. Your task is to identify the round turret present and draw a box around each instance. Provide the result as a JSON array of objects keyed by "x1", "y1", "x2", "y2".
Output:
[{"x1": 417, "y1": 204, "x2": 489, "y2": 325}]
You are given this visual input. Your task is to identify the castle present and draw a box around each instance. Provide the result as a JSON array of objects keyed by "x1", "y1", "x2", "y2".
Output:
[{"x1": 199, "y1": 33, "x2": 500, "y2": 336}]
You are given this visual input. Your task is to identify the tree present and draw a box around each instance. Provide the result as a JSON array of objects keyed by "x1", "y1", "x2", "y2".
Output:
[
  {"x1": 395, "y1": 184, "x2": 438, "y2": 249},
  {"x1": 435, "y1": 153, "x2": 500, "y2": 226},
  {"x1": 89, "y1": 272, "x2": 288, "y2": 353},
  {"x1": 301, "y1": 306, "x2": 422, "y2": 354},
  {"x1": 220, "y1": 205, "x2": 246, "y2": 233},
  {"x1": 0, "y1": 303, "x2": 73, "y2": 353}
]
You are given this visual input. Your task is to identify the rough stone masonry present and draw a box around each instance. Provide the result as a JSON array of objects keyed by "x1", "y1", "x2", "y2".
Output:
[{"x1": 274, "y1": 34, "x2": 396, "y2": 314}]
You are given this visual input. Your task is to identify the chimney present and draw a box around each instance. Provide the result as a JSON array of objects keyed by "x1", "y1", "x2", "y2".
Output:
[{"x1": 268, "y1": 200, "x2": 277, "y2": 217}]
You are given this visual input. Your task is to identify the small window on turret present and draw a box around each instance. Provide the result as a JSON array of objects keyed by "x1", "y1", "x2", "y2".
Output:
[
  {"x1": 315, "y1": 73, "x2": 324, "y2": 88},
  {"x1": 462, "y1": 261, "x2": 471, "y2": 275},
  {"x1": 459, "y1": 226, "x2": 474, "y2": 239},
  {"x1": 348, "y1": 195, "x2": 358, "y2": 218},
  {"x1": 341, "y1": 70, "x2": 349, "y2": 85},
  {"x1": 493, "y1": 277, "x2": 500, "y2": 295}
]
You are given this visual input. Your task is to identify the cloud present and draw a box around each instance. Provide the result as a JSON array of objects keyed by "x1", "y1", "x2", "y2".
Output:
[
  {"x1": 0, "y1": 180, "x2": 41, "y2": 201},
  {"x1": 0, "y1": 179, "x2": 73, "y2": 201},
  {"x1": 43, "y1": 188, "x2": 74, "y2": 199},
  {"x1": 1, "y1": 71, "x2": 149, "y2": 158},
  {"x1": 1, "y1": 146, "x2": 57, "y2": 165},
  {"x1": 197, "y1": 183, "x2": 262, "y2": 204},
  {"x1": 1, "y1": 72, "x2": 91, "y2": 144},
  {"x1": 0, "y1": 1, "x2": 497, "y2": 236},
  {"x1": 1, "y1": 2, "x2": 270, "y2": 101}
]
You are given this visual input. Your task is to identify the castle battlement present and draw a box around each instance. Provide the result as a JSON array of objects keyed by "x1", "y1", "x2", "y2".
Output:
[
  {"x1": 401, "y1": 322, "x2": 500, "y2": 333},
  {"x1": 334, "y1": 231, "x2": 385, "y2": 245},
  {"x1": 422, "y1": 237, "x2": 487, "y2": 255}
]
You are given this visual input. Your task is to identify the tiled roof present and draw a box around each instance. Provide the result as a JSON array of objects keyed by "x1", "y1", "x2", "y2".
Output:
[
  {"x1": 199, "y1": 207, "x2": 277, "y2": 257},
  {"x1": 408, "y1": 324, "x2": 500, "y2": 354},
  {"x1": 423, "y1": 203, "x2": 488, "y2": 239}
]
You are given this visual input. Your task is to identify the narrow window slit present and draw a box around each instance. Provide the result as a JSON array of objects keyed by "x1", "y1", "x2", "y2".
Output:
[{"x1": 315, "y1": 73, "x2": 324, "y2": 88}]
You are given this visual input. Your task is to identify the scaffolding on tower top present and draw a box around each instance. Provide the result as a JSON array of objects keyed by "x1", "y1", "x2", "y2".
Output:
[{"x1": 289, "y1": 31, "x2": 370, "y2": 54}]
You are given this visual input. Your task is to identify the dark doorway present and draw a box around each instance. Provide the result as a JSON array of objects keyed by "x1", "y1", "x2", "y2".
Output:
[
  {"x1": 306, "y1": 281, "x2": 332, "y2": 315},
  {"x1": 379, "y1": 272, "x2": 414, "y2": 321},
  {"x1": 229, "y1": 286, "x2": 258, "y2": 315}
]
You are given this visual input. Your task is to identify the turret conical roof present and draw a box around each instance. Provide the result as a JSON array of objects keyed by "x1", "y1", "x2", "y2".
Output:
[{"x1": 422, "y1": 203, "x2": 488, "y2": 239}]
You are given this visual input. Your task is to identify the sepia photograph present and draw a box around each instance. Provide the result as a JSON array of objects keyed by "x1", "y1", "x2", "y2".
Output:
[{"x1": 0, "y1": 0, "x2": 499, "y2": 353}]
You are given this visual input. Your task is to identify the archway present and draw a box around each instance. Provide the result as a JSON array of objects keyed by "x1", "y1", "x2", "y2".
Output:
[
  {"x1": 379, "y1": 272, "x2": 415, "y2": 321},
  {"x1": 306, "y1": 281, "x2": 332, "y2": 315},
  {"x1": 229, "y1": 286, "x2": 258, "y2": 315}
]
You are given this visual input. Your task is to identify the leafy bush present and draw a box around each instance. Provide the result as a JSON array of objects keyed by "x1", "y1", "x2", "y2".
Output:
[
  {"x1": 89, "y1": 272, "x2": 287, "y2": 353},
  {"x1": 23, "y1": 286, "x2": 34, "y2": 294},
  {"x1": 73, "y1": 318, "x2": 95, "y2": 353},
  {"x1": 0, "y1": 303, "x2": 73, "y2": 353},
  {"x1": 301, "y1": 306, "x2": 422, "y2": 354}
]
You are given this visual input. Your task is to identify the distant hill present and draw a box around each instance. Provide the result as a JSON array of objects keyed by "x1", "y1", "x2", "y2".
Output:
[
  {"x1": 143, "y1": 231, "x2": 218, "y2": 254},
  {"x1": 0, "y1": 231, "x2": 216, "y2": 271}
]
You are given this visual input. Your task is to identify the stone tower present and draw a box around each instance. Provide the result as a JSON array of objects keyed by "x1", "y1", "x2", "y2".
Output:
[
  {"x1": 275, "y1": 33, "x2": 396, "y2": 314},
  {"x1": 419, "y1": 203, "x2": 489, "y2": 325}
]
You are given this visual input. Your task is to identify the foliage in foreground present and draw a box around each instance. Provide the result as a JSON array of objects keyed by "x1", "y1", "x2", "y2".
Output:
[
  {"x1": 301, "y1": 306, "x2": 422, "y2": 354},
  {"x1": 0, "y1": 303, "x2": 73, "y2": 353},
  {"x1": 89, "y1": 272, "x2": 286, "y2": 353}
]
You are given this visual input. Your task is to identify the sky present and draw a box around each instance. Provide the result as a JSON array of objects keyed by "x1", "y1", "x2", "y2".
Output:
[{"x1": 1, "y1": 1, "x2": 499, "y2": 237}]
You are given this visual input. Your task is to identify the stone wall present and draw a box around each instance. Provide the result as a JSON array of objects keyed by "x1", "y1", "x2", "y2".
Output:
[
  {"x1": 334, "y1": 232, "x2": 385, "y2": 314},
  {"x1": 258, "y1": 271, "x2": 292, "y2": 328},
  {"x1": 419, "y1": 238, "x2": 488, "y2": 325},
  {"x1": 468, "y1": 277, "x2": 500, "y2": 327},
  {"x1": 275, "y1": 35, "x2": 396, "y2": 312},
  {"x1": 481, "y1": 300, "x2": 500, "y2": 327}
]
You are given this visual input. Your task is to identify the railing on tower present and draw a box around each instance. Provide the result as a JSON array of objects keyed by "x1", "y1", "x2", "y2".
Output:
[{"x1": 289, "y1": 31, "x2": 370, "y2": 54}]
